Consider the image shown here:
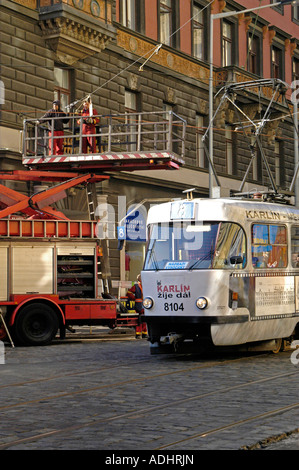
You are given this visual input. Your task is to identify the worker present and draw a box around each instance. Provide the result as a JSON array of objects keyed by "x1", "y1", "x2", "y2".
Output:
[
  {"x1": 78, "y1": 99, "x2": 100, "y2": 153},
  {"x1": 127, "y1": 274, "x2": 147, "y2": 339},
  {"x1": 40, "y1": 100, "x2": 69, "y2": 155}
]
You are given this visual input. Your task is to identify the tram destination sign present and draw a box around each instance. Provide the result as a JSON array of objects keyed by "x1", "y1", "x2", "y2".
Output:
[{"x1": 171, "y1": 201, "x2": 195, "y2": 220}]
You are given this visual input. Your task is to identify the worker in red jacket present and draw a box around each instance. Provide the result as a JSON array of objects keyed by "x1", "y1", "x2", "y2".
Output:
[
  {"x1": 79, "y1": 99, "x2": 100, "y2": 153},
  {"x1": 127, "y1": 274, "x2": 147, "y2": 339}
]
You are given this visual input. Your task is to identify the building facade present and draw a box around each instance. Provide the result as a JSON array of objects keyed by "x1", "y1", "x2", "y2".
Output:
[{"x1": 1, "y1": 0, "x2": 299, "y2": 283}]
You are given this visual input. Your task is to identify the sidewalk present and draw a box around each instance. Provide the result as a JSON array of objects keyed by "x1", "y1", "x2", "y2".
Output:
[{"x1": 59, "y1": 325, "x2": 137, "y2": 342}]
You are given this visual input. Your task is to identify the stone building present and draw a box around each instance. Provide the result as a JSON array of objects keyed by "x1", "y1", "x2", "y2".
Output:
[{"x1": 1, "y1": 0, "x2": 299, "y2": 282}]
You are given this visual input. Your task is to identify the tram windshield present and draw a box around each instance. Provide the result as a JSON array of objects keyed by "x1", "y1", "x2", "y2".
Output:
[{"x1": 144, "y1": 222, "x2": 246, "y2": 270}]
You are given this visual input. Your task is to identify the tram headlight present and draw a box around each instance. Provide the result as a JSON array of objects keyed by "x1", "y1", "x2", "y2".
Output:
[
  {"x1": 196, "y1": 297, "x2": 208, "y2": 310},
  {"x1": 143, "y1": 297, "x2": 154, "y2": 309}
]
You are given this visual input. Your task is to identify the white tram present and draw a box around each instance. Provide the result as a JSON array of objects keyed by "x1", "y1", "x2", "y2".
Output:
[{"x1": 141, "y1": 197, "x2": 299, "y2": 354}]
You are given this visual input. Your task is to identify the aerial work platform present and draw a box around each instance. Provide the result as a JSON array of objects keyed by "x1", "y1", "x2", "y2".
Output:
[{"x1": 22, "y1": 111, "x2": 186, "y2": 172}]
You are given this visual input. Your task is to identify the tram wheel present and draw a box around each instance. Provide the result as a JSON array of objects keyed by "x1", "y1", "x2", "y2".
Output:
[
  {"x1": 272, "y1": 338, "x2": 282, "y2": 354},
  {"x1": 14, "y1": 303, "x2": 58, "y2": 346}
]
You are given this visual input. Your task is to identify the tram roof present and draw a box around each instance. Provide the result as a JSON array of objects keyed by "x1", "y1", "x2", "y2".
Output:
[{"x1": 147, "y1": 197, "x2": 299, "y2": 225}]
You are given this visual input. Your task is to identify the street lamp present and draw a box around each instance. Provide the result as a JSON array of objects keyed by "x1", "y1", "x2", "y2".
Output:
[{"x1": 208, "y1": 0, "x2": 297, "y2": 198}]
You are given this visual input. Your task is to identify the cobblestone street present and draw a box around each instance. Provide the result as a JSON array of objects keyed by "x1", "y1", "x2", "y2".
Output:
[{"x1": 1, "y1": 329, "x2": 299, "y2": 453}]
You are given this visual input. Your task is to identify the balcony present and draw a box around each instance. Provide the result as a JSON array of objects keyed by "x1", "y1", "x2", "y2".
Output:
[
  {"x1": 38, "y1": 0, "x2": 116, "y2": 65},
  {"x1": 215, "y1": 65, "x2": 289, "y2": 108}
]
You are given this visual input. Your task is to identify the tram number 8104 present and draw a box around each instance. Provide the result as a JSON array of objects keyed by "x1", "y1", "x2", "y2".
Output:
[{"x1": 164, "y1": 302, "x2": 184, "y2": 312}]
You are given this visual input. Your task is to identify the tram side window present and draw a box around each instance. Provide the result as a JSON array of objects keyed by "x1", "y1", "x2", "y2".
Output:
[
  {"x1": 291, "y1": 226, "x2": 299, "y2": 268},
  {"x1": 212, "y1": 223, "x2": 246, "y2": 269},
  {"x1": 251, "y1": 224, "x2": 287, "y2": 268}
]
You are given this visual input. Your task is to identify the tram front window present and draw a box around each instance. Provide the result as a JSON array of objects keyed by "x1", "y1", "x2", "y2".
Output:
[{"x1": 144, "y1": 222, "x2": 246, "y2": 270}]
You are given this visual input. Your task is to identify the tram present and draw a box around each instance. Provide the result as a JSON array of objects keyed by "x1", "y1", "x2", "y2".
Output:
[{"x1": 141, "y1": 196, "x2": 299, "y2": 354}]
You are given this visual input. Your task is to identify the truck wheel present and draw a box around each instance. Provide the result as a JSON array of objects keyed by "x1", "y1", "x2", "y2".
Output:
[
  {"x1": 14, "y1": 303, "x2": 58, "y2": 346},
  {"x1": 0, "y1": 325, "x2": 7, "y2": 341}
]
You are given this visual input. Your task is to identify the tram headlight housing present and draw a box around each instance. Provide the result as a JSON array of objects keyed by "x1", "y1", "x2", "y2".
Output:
[
  {"x1": 196, "y1": 297, "x2": 208, "y2": 310},
  {"x1": 143, "y1": 297, "x2": 154, "y2": 309}
]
